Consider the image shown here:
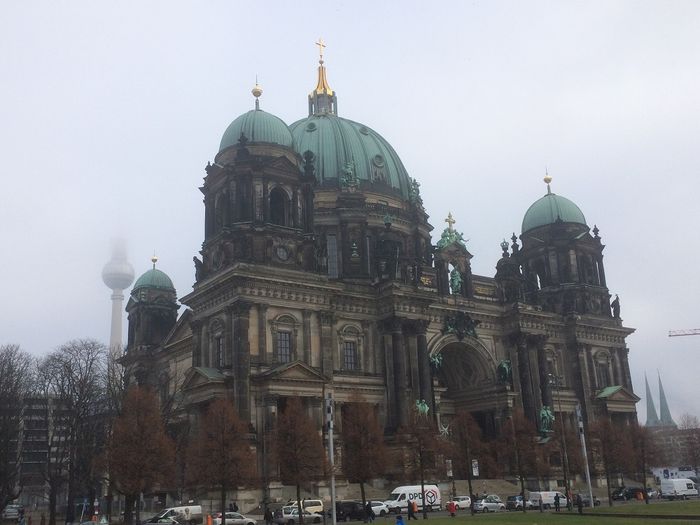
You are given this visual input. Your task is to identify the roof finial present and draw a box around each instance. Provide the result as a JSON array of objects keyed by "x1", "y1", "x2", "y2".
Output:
[
  {"x1": 151, "y1": 253, "x2": 158, "y2": 269},
  {"x1": 252, "y1": 75, "x2": 263, "y2": 110},
  {"x1": 543, "y1": 168, "x2": 552, "y2": 195},
  {"x1": 316, "y1": 37, "x2": 326, "y2": 64},
  {"x1": 445, "y1": 212, "x2": 456, "y2": 232},
  {"x1": 312, "y1": 38, "x2": 334, "y2": 97}
]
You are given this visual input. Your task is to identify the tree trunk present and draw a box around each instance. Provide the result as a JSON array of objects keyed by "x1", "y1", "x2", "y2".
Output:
[
  {"x1": 106, "y1": 479, "x2": 113, "y2": 522},
  {"x1": 296, "y1": 485, "x2": 303, "y2": 525},
  {"x1": 123, "y1": 494, "x2": 135, "y2": 525},
  {"x1": 605, "y1": 465, "x2": 613, "y2": 507},
  {"x1": 221, "y1": 484, "x2": 226, "y2": 525},
  {"x1": 48, "y1": 484, "x2": 57, "y2": 525},
  {"x1": 360, "y1": 482, "x2": 366, "y2": 522}
]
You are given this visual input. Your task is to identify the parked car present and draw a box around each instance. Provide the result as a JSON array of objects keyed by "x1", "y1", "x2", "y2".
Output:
[
  {"x1": 505, "y1": 495, "x2": 532, "y2": 510},
  {"x1": 212, "y1": 512, "x2": 256, "y2": 525},
  {"x1": 333, "y1": 501, "x2": 365, "y2": 521},
  {"x1": 274, "y1": 507, "x2": 322, "y2": 525},
  {"x1": 445, "y1": 496, "x2": 471, "y2": 510},
  {"x1": 2, "y1": 505, "x2": 23, "y2": 520},
  {"x1": 577, "y1": 494, "x2": 601, "y2": 507},
  {"x1": 473, "y1": 495, "x2": 505, "y2": 513},
  {"x1": 369, "y1": 501, "x2": 388, "y2": 517}
]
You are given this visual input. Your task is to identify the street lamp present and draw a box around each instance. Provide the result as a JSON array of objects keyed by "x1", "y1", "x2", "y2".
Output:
[{"x1": 549, "y1": 374, "x2": 572, "y2": 510}]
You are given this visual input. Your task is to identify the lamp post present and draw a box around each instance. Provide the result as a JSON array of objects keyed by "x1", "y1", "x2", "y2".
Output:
[{"x1": 549, "y1": 374, "x2": 571, "y2": 510}]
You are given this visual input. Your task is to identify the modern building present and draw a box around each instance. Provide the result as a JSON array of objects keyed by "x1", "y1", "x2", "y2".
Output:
[{"x1": 121, "y1": 50, "x2": 638, "y2": 496}]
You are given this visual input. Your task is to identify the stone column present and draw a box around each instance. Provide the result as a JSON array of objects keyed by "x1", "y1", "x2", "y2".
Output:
[
  {"x1": 536, "y1": 337, "x2": 552, "y2": 408},
  {"x1": 415, "y1": 320, "x2": 434, "y2": 414},
  {"x1": 258, "y1": 304, "x2": 268, "y2": 363},
  {"x1": 191, "y1": 320, "x2": 203, "y2": 367},
  {"x1": 391, "y1": 318, "x2": 408, "y2": 428},
  {"x1": 404, "y1": 323, "x2": 420, "y2": 401},
  {"x1": 512, "y1": 333, "x2": 536, "y2": 423},
  {"x1": 232, "y1": 302, "x2": 252, "y2": 421},
  {"x1": 381, "y1": 322, "x2": 396, "y2": 430},
  {"x1": 319, "y1": 312, "x2": 334, "y2": 377},
  {"x1": 302, "y1": 310, "x2": 312, "y2": 364}
]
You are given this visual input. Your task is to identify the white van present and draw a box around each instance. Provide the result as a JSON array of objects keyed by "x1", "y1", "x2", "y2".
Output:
[
  {"x1": 528, "y1": 491, "x2": 567, "y2": 510},
  {"x1": 145, "y1": 506, "x2": 203, "y2": 525},
  {"x1": 384, "y1": 485, "x2": 441, "y2": 513},
  {"x1": 661, "y1": 478, "x2": 698, "y2": 500},
  {"x1": 286, "y1": 500, "x2": 324, "y2": 514}
]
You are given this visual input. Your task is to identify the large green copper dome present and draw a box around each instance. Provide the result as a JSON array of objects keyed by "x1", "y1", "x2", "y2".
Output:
[
  {"x1": 290, "y1": 114, "x2": 411, "y2": 197},
  {"x1": 132, "y1": 268, "x2": 175, "y2": 292},
  {"x1": 522, "y1": 191, "x2": 587, "y2": 233},
  {"x1": 220, "y1": 109, "x2": 293, "y2": 151}
]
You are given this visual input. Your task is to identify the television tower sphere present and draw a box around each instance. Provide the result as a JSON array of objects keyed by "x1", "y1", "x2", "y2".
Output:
[{"x1": 102, "y1": 240, "x2": 135, "y2": 291}]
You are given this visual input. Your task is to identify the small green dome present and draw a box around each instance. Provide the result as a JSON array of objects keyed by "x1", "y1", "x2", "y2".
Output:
[
  {"x1": 290, "y1": 114, "x2": 411, "y2": 198},
  {"x1": 522, "y1": 192, "x2": 587, "y2": 233},
  {"x1": 132, "y1": 268, "x2": 175, "y2": 292},
  {"x1": 220, "y1": 109, "x2": 293, "y2": 151}
]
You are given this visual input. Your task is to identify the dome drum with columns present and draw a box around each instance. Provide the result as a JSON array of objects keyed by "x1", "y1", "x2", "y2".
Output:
[{"x1": 122, "y1": 46, "x2": 639, "y2": 499}]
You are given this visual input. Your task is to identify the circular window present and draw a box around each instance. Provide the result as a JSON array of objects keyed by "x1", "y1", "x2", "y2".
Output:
[
  {"x1": 359, "y1": 126, "x2": 369, "y2": 135},
  {"x1": 372, "y1": 154, "x2": 385, "y2": 167},
  {"x1": 306, "y1": 122, "x2": 317, "y2": 132}
]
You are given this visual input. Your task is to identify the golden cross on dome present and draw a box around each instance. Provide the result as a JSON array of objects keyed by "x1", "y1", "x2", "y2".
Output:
[
  {"x1": 316, "y1": 38, "x2": 326, "y2": 62},
  {"x1": 445, "y1": 212, "x2": 456, "y2": 231}
]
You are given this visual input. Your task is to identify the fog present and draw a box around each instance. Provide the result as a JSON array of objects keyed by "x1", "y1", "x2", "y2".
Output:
[{"x1": 2, "y1": 1, "x2": 699, "y2": 422}]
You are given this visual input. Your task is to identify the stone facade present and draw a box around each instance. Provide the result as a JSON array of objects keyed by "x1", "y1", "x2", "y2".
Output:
[{"x1": 121, "y1": 60, "x2": 639, "y2": 495}]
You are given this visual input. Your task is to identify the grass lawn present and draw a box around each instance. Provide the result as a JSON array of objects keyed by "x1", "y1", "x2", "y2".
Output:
[
  {"x1": 374, "y1": 508, "x2": 700, "y2": 524},
  {"x1": 589, "y1": 499, "x2": 700, "y2": 516}
]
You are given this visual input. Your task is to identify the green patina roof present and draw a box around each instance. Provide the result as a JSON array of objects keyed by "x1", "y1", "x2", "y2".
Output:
[
  {"x1": 290, "y1": 114, "x2": 411, "y2": 197},
  {"x1": 522, "y1": 192, "x2": 587, "y2": 233},
  {"x1": 132, "y1": 268, "x2": 175, "y2": 292},
  {"x1": 596, "y1": 385, "x2": 623, "y2": 398},
  {"x1": 220, "y1": 109, "x2": 293, "y2": 151}
]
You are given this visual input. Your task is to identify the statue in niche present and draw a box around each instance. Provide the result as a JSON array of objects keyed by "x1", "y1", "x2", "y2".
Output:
[
  {"x1": 496, "y1": 359, "x2": 512, "y2": 385},
  {"x1": 415, "y1": 399, "x2": 430, "y2": 416},
  {"x1": 450, "y1": 267, "x2": 462, "y2": 295},
  {"x1": 539, "y1": 405, "x2": 555, "y2": 433}
]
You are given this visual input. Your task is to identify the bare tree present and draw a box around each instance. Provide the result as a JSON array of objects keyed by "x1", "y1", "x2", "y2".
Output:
[
  {"x1": 678, "y1": 413, "x2": 700, "y2": 477},
  {"x1": 274, "y1": 397, "x2": 326, "y2": 523},
  {"x1": 340, "y1": 398, "x2": 387, "y2": 515},
  {"x1": 0, "y1": 344, "x2": 34, "y2": 513},
  {"x1": 37, "y1": 339, "x2": 108, "y2": 525},
  {"x1": 187, "y1": 399, "x2": 255, "y2": 525},
  {"x1": 449, "y1": 411, "x2": 494, "y2": 503},
  {"x1": 628, "y1": 422, "x2": 660, "y2": 503},
  {"x1": 588, "y1": 419, "x2": 633, "y2": 506},
  {"x1": 403, "y1": 411, "x2": 445, "y2": 519},
  {"x1": 498, "y1": 410, "x2": 539, "y2": 509},
  {"x1": 108, "y1": 386, "x2": 175, "y2": 525}
]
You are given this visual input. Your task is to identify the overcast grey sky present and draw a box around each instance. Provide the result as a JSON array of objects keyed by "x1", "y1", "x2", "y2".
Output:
[{"x1": 2, "y1": 1, "x2": 698, "y2": 423}]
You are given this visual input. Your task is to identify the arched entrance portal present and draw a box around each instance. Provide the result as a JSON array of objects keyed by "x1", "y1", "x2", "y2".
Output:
[{"x1": 430, "y1": 337, "x2": 503, "y2": 438}]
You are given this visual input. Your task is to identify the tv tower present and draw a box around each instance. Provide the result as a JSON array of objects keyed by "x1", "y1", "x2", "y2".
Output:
[{"x1": 102, "y1": 238, "x2": 135, "y2": 351}]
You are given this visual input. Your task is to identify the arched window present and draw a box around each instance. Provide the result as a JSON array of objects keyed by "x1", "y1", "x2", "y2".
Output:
[
  {"x1": 593, "y1": 351, "x2": 611, "y2": 389},
  {"x1": 270, "y1": 314, "x2": 299, "y2": 364},
  {"x1": 270, "y1": 186, "x2": 290, "y2": 226},
  {"x1": 338, "y1": 325, "x2": 363, "y2": 371}
]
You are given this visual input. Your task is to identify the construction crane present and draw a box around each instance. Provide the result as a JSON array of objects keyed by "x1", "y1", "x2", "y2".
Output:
[{"x1": 668, "y1": 329, "x2": 700, "y2": 337}]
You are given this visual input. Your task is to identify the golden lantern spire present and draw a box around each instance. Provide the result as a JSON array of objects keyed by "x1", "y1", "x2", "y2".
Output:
[
  {"x1": 543, "y1": 169, "x2": 552, "y2": 194},
  {"x1": 313, "y1": 37, "x2": 334, "y2": 96}
]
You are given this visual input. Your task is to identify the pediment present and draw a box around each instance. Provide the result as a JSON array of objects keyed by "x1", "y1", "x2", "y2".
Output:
[
  {"x1": 253, "y1": 360, "x2": 328, "y2": 384},
  {"x1": 266, "y1": 155, "x2": 300, "y2": 173},
  {"x1": 163, "y1": 309, "x2": 193, "y2": 346},
  {"x1": 182, "y1": 366, "x2": 226, "y2": 391},
  {"x1": 596, "y1": 385, "x2": 640, "y2": 403}
]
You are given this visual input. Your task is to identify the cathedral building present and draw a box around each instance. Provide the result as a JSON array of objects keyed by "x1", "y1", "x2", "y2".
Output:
[{"x1": 121, "y1": 50, "x2": 638, "y2": 491}]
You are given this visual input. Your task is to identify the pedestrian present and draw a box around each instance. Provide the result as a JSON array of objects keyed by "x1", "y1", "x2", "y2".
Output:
[
  {"x1": 446, "y1": 501, "x2": 455, "y2": 518},
  {"x1": 264, "y1": 508, "x2": 273, "y2": 525},
  {"x1": 470, "y1": 495, "x2": 476, "y2": 516},
  {"x1": 232, "y1": 502, "x2": 238, "y2": 513},
  {"x1": 395, "y1": 516, "x2": 404, "y2": 525},
  {"x1": 365, "y1": 502, "x2": 374, "y2": 523},
  {"x1": 40, "y1": 514, "x2": 45, "y2": 525},
  {"x1": 576, "y1": 494, "x2": 583, "y2": 515},
  {"x1": 408, "y1": 500, "x2": 418, "y2": 520},
  {"x1": 554, "y1": 493, "x2": 560, "y2": 512}
]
